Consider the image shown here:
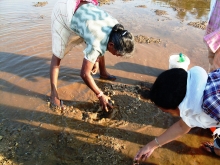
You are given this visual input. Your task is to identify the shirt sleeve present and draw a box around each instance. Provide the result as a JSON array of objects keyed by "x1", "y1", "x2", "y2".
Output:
[
  {"x1": 181, "y1": 112, "x2": 218, "y2": 128},
  {"x1": 83, "y1": 45, "x2": 102, "y2": 63}
]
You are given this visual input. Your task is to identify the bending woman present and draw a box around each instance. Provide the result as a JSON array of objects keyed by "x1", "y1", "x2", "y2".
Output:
[{"x1": 50, "y1": 0, "x2": 135, "y2": 111}]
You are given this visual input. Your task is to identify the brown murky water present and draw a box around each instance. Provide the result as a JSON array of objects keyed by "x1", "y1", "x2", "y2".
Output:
[{"x1": 0, "y1": 0, "x2": 219, "y2": 164}]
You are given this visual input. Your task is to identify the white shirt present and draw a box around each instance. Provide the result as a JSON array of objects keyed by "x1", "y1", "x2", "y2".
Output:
[{"x1": 179, "y1": 66, "x2": 219, "y2": 128}]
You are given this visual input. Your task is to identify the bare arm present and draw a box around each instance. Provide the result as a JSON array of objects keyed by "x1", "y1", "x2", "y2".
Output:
[
  {"x1": 134, "y1": 119, "x2": 191, "y2": 163},
  {"x1": 81, "y1": 58, "x2": 112, "y2": 111}
]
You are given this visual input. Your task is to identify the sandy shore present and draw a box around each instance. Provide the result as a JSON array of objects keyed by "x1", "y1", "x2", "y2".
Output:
[{"x1": 0, "y1": 0, "x2": 219, "y2": 164}]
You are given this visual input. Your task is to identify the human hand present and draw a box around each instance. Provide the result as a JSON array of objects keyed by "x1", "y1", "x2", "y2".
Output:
[
  {"x1": 99, "y1": 94, "x2": 113, "y2": 112},
  {"x1": 133, "y1": 144, "x2": 155, "y2": 164},
  {"x1": 91, "y1": 61, "x2": 99, "y2": 75}
]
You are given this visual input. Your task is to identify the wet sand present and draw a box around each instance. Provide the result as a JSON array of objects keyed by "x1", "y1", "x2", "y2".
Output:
[{"x1": 0, "y1": 0, "x2": 219, "y2": 164}]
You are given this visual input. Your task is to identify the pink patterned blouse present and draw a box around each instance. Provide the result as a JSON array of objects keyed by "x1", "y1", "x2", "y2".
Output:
[
  {"x1": 204, "y1": 0, "x2": 220, "y2": 53},
  {"x1": 75, "y1": 0, "x2": 98, "y2": 10}
]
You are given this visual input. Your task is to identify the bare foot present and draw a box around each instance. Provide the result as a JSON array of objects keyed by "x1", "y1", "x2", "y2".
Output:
[
  {"x1": 50, "y1": 97, "x2": 66, "y2": 110},
  {"x1": 201, "y1": 142, "x2": 219, "y2": 156},
  {"x1": 50, "y1": 96, "x2": 61, "y2": 106}
]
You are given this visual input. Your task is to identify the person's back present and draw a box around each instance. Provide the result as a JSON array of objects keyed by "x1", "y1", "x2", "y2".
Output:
[
  {"x1": 150, "y1": 66, "x2": 219, "y2": 128},
  {"x1": 70, "y1": 3, "x2": 118, "y2": 59}
]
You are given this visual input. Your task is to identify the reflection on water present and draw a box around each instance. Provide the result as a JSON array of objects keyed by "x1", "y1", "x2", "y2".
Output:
[{"x1": 153, "y1": 0, "x2": 211, "y2": 19}]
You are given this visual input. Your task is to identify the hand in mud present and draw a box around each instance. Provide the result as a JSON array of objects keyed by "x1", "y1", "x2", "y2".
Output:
[
  {"x1": 133, "y1": 159, "x2": 139, "y2": 165},
  {"x1": 99, "y1": 94, "x2": 113, "y2": 112},
  {"x1": 133, "y1": 143, "x2": 155, "y2": 163}
]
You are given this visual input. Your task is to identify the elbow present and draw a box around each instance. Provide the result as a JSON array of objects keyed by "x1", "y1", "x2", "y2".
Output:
[
  {"x1": 80, "y1": 71, "x2": 89, "y2": 81},
  {"x1": 179, "y1": 119, "x2": 191, "y2": 134},
  {"x1": 80, "y1": 72, "x2": 86, "y2": 80},
  {"x1": 183, "y1": 127, "x2": 191, "y2": 134}
]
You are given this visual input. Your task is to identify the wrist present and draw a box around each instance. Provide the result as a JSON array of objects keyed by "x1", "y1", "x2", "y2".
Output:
[
  {"x1": 154, "y1": 137, "x2": 161, "y2": 148},
  {"x1": 97, "y1": 91, "x2": 103, "y2": 98}
]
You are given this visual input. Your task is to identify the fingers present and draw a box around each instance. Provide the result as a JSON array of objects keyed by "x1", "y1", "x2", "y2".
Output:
[
  {"x1": 105, "y1": 98, "x2": 115, "y2": 112},
  {"x1": 91, "y1": 61, "x2": 99, "y2": 75},
  {"x1": 133, "y1": 153, "x2": 141, "y2": 162},
  {"x1": 133, "y1": 158, "x2": 139, "y2": 165},
  {"x1": 99, "y1": 95, "x2": 114, "y2": 112},
  {"x1": 107, "y1": 101, "x2": 113, "y2": 109},
  {"x1": 104, "y1": 105, "x2": 109, "y2": 112},
  {"x1": 133, "y1": 159, "x2": 139, "y2": 165},
  {"x1": 91, "y1": 69, "x2": 97, "y2": 75},
  {"x1": 99, "y1": 95, "x2": 109, "y2": 112},
  {"x1": 142, "y1": 153, "x2": 149, "y2": 160},
  {"x1": 101, "y1": 101, "x2": 109, "y2": 112},
  {"x1": 134, "y1": 145, "x2": 152, "y2": 163},
  {"x1": 201, "y1": 141, "x2": 213, "y2": 147},
  {"x1": 133, "y1": 153, "x2": 148, "y2": 164}
]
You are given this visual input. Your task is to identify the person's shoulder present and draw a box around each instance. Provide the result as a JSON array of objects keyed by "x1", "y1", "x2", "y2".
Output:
[
  {"x1": 188, "y1": 66, "x2": 208, "y2": 85},
  {"x1": 189, "y1": 66, "x2": 206, "y2": 72},
  {"x1": 188, "y1": 66, "x2": 207, "y2": 77}
]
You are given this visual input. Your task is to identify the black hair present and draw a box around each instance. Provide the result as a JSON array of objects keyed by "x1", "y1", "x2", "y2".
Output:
[
  {"x1": 109, "y1": 24, "x2": 135, "y2": 56},
  {"x1": 150, "y1": 68, "x2": 187, "y2": 109}
]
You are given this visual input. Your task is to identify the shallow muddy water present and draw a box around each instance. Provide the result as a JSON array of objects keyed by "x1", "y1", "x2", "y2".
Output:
[{"x1": 0, "y1": 0, "x2": 219, "y2": 165}]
